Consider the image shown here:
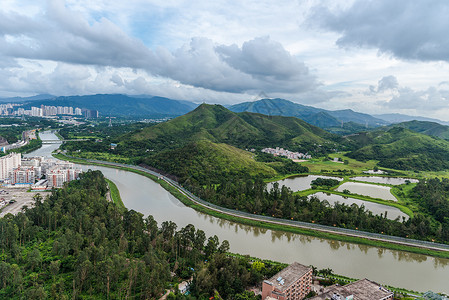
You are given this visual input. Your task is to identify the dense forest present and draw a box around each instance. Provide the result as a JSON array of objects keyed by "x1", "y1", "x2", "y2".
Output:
[{"x1": 0, "y1": 170, "x2": 287, "y2": 299}]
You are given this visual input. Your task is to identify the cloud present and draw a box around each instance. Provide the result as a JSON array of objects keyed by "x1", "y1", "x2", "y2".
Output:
[
  {"x1": 0, "y1": 0, "x2": 318, "y2": 95},
  {"x1": 387, "y1": 86, "x2": 449, "y2": 111},
  {"x1": 310, "y1": 0, "x2": 449, "y2": 62},
  {"x1": 368, "y1": 75, "x2": 399, "y2": 94}
]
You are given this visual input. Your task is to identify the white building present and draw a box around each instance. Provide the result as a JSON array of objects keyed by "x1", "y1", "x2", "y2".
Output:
[{"x1": 0, "y1": 153, "x2": 21, "y2": 180}]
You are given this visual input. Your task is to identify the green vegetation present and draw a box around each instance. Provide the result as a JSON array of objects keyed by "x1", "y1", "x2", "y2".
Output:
[
  {"x1": 346, "y1": 127, "x2": 449, "y2": 171},
  {"x1": 0, "y1": 170, "x2": 275, "y2": 299},
  {"x1": 105, "y1": 178, "x2": 124, "y2": 210},
  {"x1": 143, "y1": 140, "x2": 277, "y2": 185},
  {"x1": 310, "y1": 177, "x2": 340, "y2": 189},
  {"x1": 54, "y1": 153, "x2": 449, "y2": 259},
  {"x1": 55, "y1": 106, "x2": 449, "y2": 256},
  {"x1": 390, "y1": 120, "x2": 449, "y2": 140}
]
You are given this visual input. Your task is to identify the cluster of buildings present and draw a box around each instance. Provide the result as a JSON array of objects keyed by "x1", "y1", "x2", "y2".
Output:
[
  {"x1": 262, "y1": 262, "x2": 394, "y2": 300},
  {"x1": 0, "y1": 103, "x2": 99, "y2": 119},
  {"x1": 0, "y1": 153, "x2": 82, "y2": 189},
  {"x1": 261, "y1": 147, "x2": 312, "y2": 160}
]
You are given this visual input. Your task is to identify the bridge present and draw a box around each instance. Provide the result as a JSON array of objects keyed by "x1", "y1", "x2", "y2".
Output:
[{"x1": 42, "y1": 139, "x2": 89, "y2": 144}]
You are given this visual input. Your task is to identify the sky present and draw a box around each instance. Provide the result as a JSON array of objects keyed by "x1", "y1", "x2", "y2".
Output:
[{"x1": 1, "y1": 0, "x2": 449, "y2": 119}]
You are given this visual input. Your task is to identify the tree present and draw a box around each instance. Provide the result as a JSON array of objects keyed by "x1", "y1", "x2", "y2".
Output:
[{"x1": 218, "y1": 240, "x2": 230, "y2": 253}]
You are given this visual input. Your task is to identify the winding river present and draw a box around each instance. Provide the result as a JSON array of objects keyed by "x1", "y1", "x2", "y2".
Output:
[{"x1": 31, "y1": 132, "x2": 449, "y2": 294}]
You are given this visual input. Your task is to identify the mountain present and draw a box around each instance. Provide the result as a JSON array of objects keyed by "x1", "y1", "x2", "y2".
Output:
[
  {"x1": 0, "y1": 94, "x2": 55, "y2": 102},
  {"x1": 346, "y1": 126, "x2": 449, "y2": 171},
  {"x1": 128, "y1": 103, "x2": 340, "y2": 153},
  {"x1": 21, "y1": 94, "x2": 199, "y2": 117},
  {"x1": 111, "y1": 104, "x2": 343, "y2": 183},
  {"x1": 374, "y1": 113, "x2": 449, "y2": 126},
  {"x1": 388, "y1": 120, "x2": 449, "y2": 140},
  {"x1": 228, "y1": 98, "x2": 388, "y2": 130}
]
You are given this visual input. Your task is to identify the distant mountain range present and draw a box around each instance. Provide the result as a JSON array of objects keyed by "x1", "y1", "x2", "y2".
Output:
[
  {"x1": 20, "y1": 94, "x2": 199, "y2": 117},
  {"x1": 228, "y1": 98, "x2": 388, "y2": 130},
  {"x1": 373, "y1": 113, "x2": 449, "y2": 126},
  {"x1": 4, "y1": 93, "x2": 449, "y2": 129}
]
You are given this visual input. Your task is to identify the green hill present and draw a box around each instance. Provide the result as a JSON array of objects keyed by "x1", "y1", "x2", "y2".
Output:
[
  {"x1": 142, "y1": 140, "x2": 277, "y2": 185},
  {"x1": 390, "y1": 120, "x2": 449, "y2": 140},
  {"x1": 128, "y1": 103, "x2": 340, "y2": 153},
  {"x1": 346, "y1": 127, "x2": 449, "y2": 171}
]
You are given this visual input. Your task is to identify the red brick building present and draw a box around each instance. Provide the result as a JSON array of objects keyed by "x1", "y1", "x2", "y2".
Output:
[{"x1": 262, "y1": 262, "x2": 312, "y2": 300}]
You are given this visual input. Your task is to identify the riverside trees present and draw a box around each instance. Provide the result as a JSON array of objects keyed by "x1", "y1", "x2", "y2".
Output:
[{"x1": 0, "y1": 170, "x2": 271, "y2": 299}]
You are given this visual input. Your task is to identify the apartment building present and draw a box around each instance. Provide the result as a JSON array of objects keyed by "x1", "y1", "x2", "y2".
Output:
[{"x1": 262, "y1": 262, "x2": 313, "y2": 300}]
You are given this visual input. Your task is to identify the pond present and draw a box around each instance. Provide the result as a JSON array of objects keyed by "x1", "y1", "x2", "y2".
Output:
[
  {"x1": 268, "y1": 175, "x2": 342, "y2": 192},
  {"x1": 336, "y1": 182, "x2": 397, "y2": 201},
  {"x1": 350, "y1": 176, "x2": 419, "y2": 185}
]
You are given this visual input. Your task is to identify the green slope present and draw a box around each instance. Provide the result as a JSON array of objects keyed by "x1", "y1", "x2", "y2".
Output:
[
  {"x1": 142, "y1": 140, "x2": 277, "y2": 184},
  {"x1": 346, "y1": 127, "x2": 449, "y2": 171},
  {"x1": 392, "y1": 120, "x2": 449, "y2": 140},
  {"x1": 129, "y1": 103, "x2": 340, "y2": 153}
]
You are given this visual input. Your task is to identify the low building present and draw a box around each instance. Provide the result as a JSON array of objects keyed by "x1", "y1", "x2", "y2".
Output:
[
  {"x1": 310, "y1": 278, "x2": 393, "y2": 300},
  {"x1": 262, "y1": 262, "x2": 313, "y2": 300},
  {"x1": 32, "y1": 179, "x2": 48, "y2": 191}
]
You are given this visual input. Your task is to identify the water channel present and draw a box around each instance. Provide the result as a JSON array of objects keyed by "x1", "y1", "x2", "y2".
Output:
[{"x1": 30, "y1": 132, "x2": 449, "y2": 294}]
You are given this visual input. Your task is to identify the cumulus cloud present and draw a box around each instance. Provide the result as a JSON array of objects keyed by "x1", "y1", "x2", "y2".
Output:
[
  {"x1": 387, "y1": 86, "x2": 449, "y2": 111},
  {"x1": 310, "y1": 0, "x2": 449, "y2": 62},
  {"x1": 368, "y1": 75, "x2": 399, "y2": 94},
  {"x1": 0, "y1": 0, "x2": 318, "y2": 95}
]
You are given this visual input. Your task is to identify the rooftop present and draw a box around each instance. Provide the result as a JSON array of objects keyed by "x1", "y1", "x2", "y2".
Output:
[
  {"x1": 310, "y1": 279, "x2": 393, "y2": 300},
  {"x1": 265, "y1": 262, "x2": 312, "y2": 292}
]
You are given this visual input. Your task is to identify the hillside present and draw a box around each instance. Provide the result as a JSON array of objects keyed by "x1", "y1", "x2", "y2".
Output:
[
  {"x1": 346, "y1": 127, "x2": 449, "y2": 171},
  {"x1": 22, "y1": 94, "x2": 199, "y2": 117},
  {"x1": 390, "y1": 120, "x2": 449, "y2": 140},
  {"x1": 142, "y1": 140, "x2": 277, "y2": 185},
  {"x1": 228, "y1": 98, "x2": 387, "y2": 130},
  {"x1": 128, "y1": 103, "x2": 340, "y2": 153}
]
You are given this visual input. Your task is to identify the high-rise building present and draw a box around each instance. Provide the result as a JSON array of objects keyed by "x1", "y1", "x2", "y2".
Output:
[
  {"x1": 0, "y1": 153, "x2": 21, "y2": 180},
  {"x1": 47, "y1": 166, "x2": 82, "y2": 188}
]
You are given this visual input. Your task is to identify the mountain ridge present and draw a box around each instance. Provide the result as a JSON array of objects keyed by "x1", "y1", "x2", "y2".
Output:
[{"x1": 228, "y1": 98, "x2": 388, "y2": 130}]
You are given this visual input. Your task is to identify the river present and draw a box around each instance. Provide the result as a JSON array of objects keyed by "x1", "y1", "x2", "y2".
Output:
[{"x1": 31, "y1": 132, "x2": 449, "y2": 294}]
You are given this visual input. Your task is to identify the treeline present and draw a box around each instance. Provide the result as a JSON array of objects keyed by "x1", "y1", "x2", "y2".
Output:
[
  {"x1": 187, "y1": 178, "x2": 449, "y2": 244},
  {"x1": 0, "y1": 170, "x2": 277, "y2": 299},
  {"x1": 310, "y1": 178, "x2": 340, "y2": 189},
  {"x1": 410, "y1": 178, "x2": 449, "y2": 241}
]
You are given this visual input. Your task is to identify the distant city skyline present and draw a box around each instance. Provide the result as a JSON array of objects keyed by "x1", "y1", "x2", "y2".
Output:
[{"x1": 0, "y1": 1, "x2": 448, "y2": 120}]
